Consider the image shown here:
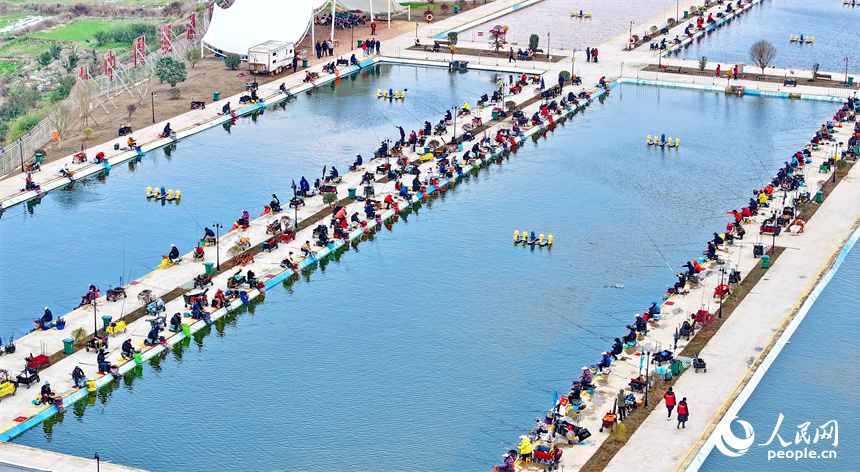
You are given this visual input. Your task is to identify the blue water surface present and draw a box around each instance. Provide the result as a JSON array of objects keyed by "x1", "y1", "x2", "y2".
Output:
[
  {"x1": 8, "y1": 85, "x2": 837, "y2": 472},
  {"x1": 700, "y1": 245, "x2": 860, "y2": 472}
]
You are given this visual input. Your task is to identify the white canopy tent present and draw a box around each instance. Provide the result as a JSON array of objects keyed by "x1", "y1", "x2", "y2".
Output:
[
  {"x1": 202, "y1": 0, "x2": 410, "y2": 57},
  {"x1": 202, "y1": 0, "x2": 326, "y2": 55}
]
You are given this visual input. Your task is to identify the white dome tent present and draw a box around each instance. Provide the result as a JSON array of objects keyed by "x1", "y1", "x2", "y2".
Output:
[{"x1": 202, "y1": 0, "x2": 410, "y2": 57}]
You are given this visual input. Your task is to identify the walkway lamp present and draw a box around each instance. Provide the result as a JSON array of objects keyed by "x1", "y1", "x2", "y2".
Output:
[{"x1": 212, "y1": 222, "x2": 223, "y2": 270}]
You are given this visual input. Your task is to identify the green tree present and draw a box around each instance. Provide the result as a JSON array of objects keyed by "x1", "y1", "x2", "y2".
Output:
[
  {"x1": 37, "y1": 51, "x2": 53, "y2": 67},
  {"x1": 225, "y1": 54, "x2": 241, "y2": 70},
  {"x1": 185, "y1": 48, "x2": 202, "y2": 68},
  {"x1": 48, "y1": 43, "x2": 62, "y2": 60},
  {"x1": 94, "y1": 30, "x2": 111, "y2": 46},
  {"x1": 7, "y1": 110, "x2": 45, "y2": 142},
  {"x1": 447, "y1": 32, "x2": 458, "y2": 46},
  {"x1": 155, "y1": 56, "x2": 187, "y2": 88},
  {"x1": 529, "y1": 34, "x2": 539, "y2": 52},
  {"x1": 46, "y1": 75, "x2": 76, "y2": 103},
  {"x1": 65, "y1": 52, "x2": 80, "y2": 73}
]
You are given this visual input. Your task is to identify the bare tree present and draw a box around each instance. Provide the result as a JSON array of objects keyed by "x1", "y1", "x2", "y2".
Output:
[
  {"x1": 69, "y1": 79, "x2": 100, "y2": 127},
  {"x1": 52, "y1": 101, "x2": 73, "y2": 144},
  {"x1": 749, "y1": 40, "x2": 777, "y2": 75}
]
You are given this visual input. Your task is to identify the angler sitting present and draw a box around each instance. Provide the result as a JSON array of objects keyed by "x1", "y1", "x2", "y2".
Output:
[
  {"x1": 611, "y1": 338, "x2": 624, "y2": 358},
  {"x1": 623, "y1": 325, "x2": 637, "y2": 344},
  {"x1": 210, "y1": 289, "x2": 228, "y2": 309},
  {"x1": 634, "y1": 314, "x2": 648, "y2": 334},
  {"x1": 352, "y1": 154, "x2": 363, "y2": 169},
  {"x1": 59, "y1": 163, "x2": 72, "y2": 178},
  {"x1": 146, "y1": 326, "x2": 161, "y2": 346},
  {"x1": 203, "y1": 226, "x2": 217, "y2": 244},
  {"x1": 478, "y1": 93, "x2": 489, "y2": 107},
  {"x1": 579, "y1": 367, "x2": 594, "y2": 388},
  {"x1": 121, "y1": 338, "x2": 138, "y2": 360},
  {"x1": 40, "y1": 381, "x2": 56, "y2": 405},
  {"x1": 162, "y1": 123, "x2": 172, "y2": 137},
  {"x1": 237, "y1": 210, "x2": 250, "y2": 227},
  {"x1": 127, "y1": 136, "x2": 137, "y2": 148},
  {"x1": 598, "y1": 352, "x2": 613, "y2": 370},
  {"x1": 168, "y1": 244, "x2": 181, "y2": 264},
  {"x1": 94, "y1": 152, "x2": 107, "y2": 164},
  {"x1": 35, "y1": 307, "x2": 53, "y2": 330},
  {"x1": 169, "y1": 313, "x2": 182, "y2": 331},
  {"x1": 72, "y1": 366, "x2": 86, "y2": 388},
  {"x1": 97, "y1": 348, "x2": 110, "y2": 373},
  {"x1": 647, "y1": 301, "x2": 662, "y2": 318},
  {"x1": 221, "y1": 102, "x2": 231, "y2": 115}
]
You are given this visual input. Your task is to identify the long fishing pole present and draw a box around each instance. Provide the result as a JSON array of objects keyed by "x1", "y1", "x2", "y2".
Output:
[{"x1": 644, "y1": 230, "x2": 678, "y2": 276}]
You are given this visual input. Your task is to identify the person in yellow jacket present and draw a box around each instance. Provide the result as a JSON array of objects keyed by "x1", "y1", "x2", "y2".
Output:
[
  {"x1": 462, "y1": 101, "x2": 470, "y2": 112},
  {"x1": 516, "y1": 435, "x2": 533, "y2": 463},
  {"x1": 757, "y1": 191, "x2": 768, "y2": 207}
]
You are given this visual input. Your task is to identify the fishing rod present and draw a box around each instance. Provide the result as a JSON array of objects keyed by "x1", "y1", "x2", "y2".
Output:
[{"x1": 644, "y1": 230, "x2": 678, "y2": 276}]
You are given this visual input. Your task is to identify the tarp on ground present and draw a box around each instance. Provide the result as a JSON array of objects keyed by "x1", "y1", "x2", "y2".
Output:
[{"x1": 202, "y1": 0, "x2": 327, "y2": 55}]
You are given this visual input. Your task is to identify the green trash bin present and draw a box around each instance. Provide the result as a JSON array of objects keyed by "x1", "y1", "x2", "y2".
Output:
[
  {"x1": 424, "y1": 146, "x2": 431, "y2": 154},
  {"x1": 348, "y1": 187, "x2": 357, "y2": 199},
  {"x1": 204, "y1": 262, "x2": 215, "y2": 276},
  {"x1": 63, "y1": 338, "x2": 74, "y2": 355},
  {"x1": 683, "y1": 11, "x2": 688, "y2": 18},
  {"x1": 34, "y1": 152, "x2": 44, "y2": 164},
  {"x1": 761, "y1": 255, "x2": 770, "y2": 269},
  {"x1": 101, "y1": 315, "x2": 112, "y2": 330},
  {"x1": 815, "y1": 190, "x2": 824, "y2": 203},
  {"x1": 357, "y1": 39, "x2": 363, "y2": 48},
  {"x1": 213, "y1": 91, "x2": 221, "y2": 101},
  {"x1": 302, "y1": 58, "x2": 309, "y2": 68},
  {"x1": 454, "y1": 6, "x2": 459, "y2": 13},
  {"x1": 492, "y1": 109, "x2": 500, "y2": 120},
  {"x1": 670, "y1": 360, "x2": 683, "y2": 376},
  {"x1": 849, "y1": 77, "x2": 854, "y2": 86}
]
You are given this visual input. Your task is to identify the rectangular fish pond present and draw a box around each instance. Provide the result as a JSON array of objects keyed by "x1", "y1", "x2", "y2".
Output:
[
  {"x1": 8, "y1": 85, "x2": 837, "y2": 472},
  {"x1": 0, "y1": 63, "x2": 501, "y2": 331}
]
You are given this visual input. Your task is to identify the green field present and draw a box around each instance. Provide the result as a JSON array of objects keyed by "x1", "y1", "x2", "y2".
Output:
[
  {"x1": 30, "y1": 18, "x2": 115, "y2": 42},
  {"x1": 0, "y1": 39, "x2": 50, "y2": 58},
  {"x1": 0, "y1": 60, "x2": 22, "y2": 73}
]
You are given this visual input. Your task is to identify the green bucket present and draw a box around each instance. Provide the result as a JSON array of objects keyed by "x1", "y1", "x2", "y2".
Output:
[
  {"x1": 181, "y1": 324, "x2": 191, "y2": 336},
  {"x1": 134, "y1": 353, "x2": 143, "y2": 365}
]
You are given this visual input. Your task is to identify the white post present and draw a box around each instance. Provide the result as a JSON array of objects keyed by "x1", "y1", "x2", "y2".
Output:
[
  {"x1": 330, "y1": 1, "x2": 336, "y2": 45},
  {"x1": 369, "y1": 0, "x2": 374, "y2": 27},
  {"x1": 311, "y1": 13, "x2": 315, "y2": 55},
  {"x1": 388, "y1": 0, "x2": 391, "y2": 29}
]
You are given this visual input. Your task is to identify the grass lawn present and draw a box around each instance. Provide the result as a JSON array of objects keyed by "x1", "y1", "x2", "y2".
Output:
[
  {"x1": 0, "y1": 39, "x2": 50, "y2": 58},
  {"x1": 0, "y1": 60, "x2": 22, "y2": 73},
  {"x1": 0, "y1": 12, "x2": 31, "y2": 30},
  {"x1": 30, "y1": 18, "x2": 115, "y2": 42}
]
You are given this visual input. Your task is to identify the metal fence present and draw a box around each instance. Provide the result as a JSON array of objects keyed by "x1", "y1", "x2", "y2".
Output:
[
  {"x1": 425, "y1": 28, "x2": 575, "y2": 51},
  {"x1": 1, "y1": 20, "x2": 205, "y2": 177}
]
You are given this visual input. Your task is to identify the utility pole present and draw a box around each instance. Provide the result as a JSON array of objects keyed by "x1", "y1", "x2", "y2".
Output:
[{"x1": 213, "y1": 222, "x2": 223, "y2": 270}]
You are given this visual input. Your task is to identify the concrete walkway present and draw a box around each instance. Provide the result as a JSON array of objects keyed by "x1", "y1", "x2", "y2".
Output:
[{"x1": 0, "y1": 441, "x2": 147, "y2": 471}]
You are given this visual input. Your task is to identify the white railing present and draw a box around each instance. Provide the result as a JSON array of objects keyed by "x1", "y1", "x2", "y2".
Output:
[{"x1": 1, "y1": 22, "x2": 204, "y2": 177}]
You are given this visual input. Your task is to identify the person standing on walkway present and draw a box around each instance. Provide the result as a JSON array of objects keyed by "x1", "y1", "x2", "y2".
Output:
[
  {"x1": 292, "y1": 54, "x2": 299, "y2": 73},
  {"x1": 592, "y1": 48, "x2": 599, "y2": 63},
  {"x1": 328, "y1": 39, "x2": 334, "y2": 56},
  {"x1": 715, "y1": 64, "x2": 721, "y2": 77},
  {"x1": 371, "y1": 21, "x2": 377, "y2": 35},
  {"x1": 509, "y1": 47, "x2": 514, "y2": 63},
  {"x1": 664, "y1": 387, "x2": 676, "y2": 419},
  {"x1": 375, "y1": 39, "x2": 381, "y2": 55},
  {"x1": 617, "y1": 389, "x2": 627, "y2": 421},
  {"x1": 733, "y1": 65, "x2": 738, "y2": 80},
  {"x1": 362, "y1": 40, "x2": 368, "y2": 56},
  {"x1": 677, "y1": 398, "x2": 689, "y2": 429},
  {"x1": 586, "y1": 47, "x2": 591, "y2": 62},
  {"x1": 315, "y1": 41, "x2": 322, "y2": 59}
]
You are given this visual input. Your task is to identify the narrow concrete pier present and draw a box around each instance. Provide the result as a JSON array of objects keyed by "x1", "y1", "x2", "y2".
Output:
[{"x1": 0, "y1": 442, "x2": 147, "y2": 472}]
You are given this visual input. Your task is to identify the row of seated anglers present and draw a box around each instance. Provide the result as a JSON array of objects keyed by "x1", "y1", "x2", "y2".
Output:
[
  {"x1": 648, "y1": 2, "x2": 745, "y2": 49},
  {"x1": 493, "y1": 101, "x2": 860, "y2": 470}
]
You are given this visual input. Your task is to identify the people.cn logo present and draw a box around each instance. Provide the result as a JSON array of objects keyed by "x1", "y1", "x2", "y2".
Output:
[{"x1": 715, "y1": 416, "x2": 756, "y2": 457}]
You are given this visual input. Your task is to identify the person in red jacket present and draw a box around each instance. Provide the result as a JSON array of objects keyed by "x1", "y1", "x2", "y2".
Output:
[
  {"x1": 677, "y1": 398, "x2": 689, "y2": 429},
  {"x1": 664, "y1": 387, "x2": 677, "y2": 419}
]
